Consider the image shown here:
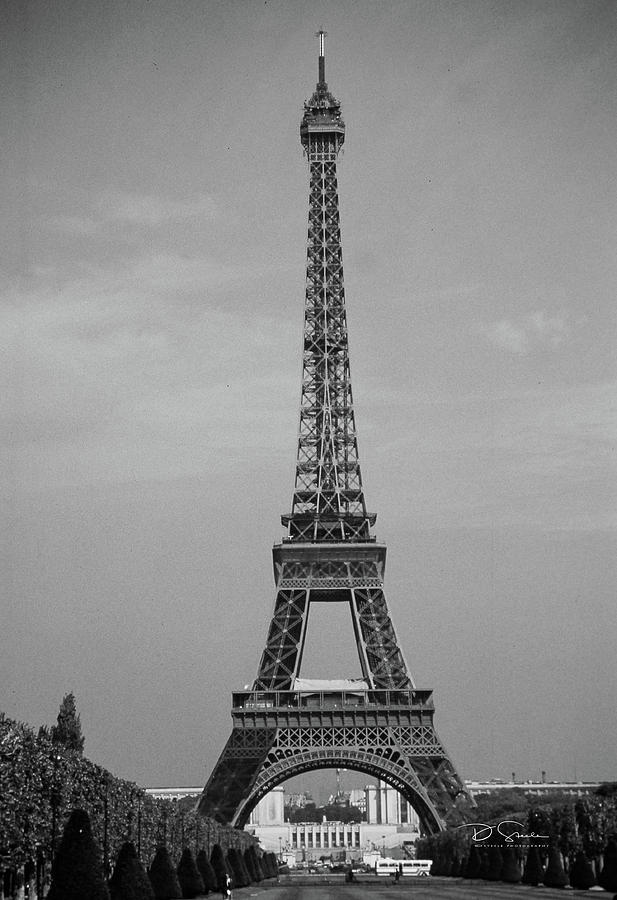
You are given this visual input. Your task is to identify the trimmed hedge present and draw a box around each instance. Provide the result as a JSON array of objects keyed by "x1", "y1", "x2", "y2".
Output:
[
  {"x1": 177, "y1": 847, "x2": 204, "y2": 898},
  {"x1": 599, "y1": 838, "x2": 617, "y2": 892},
  {"x1": 570, "y1": 850, "x2": 596, "y2": 889},
  {"x1": 543, "y1": 845, "x2": 568, "y2": 888},
  {"x1": 148, "y1": 846, "x2": 182, "y2": 900},
  {"x1": 47, "y1": 809, "x2": 110, "y2": 900},
  {"x1": 109, "y1": 841, "x2": 155, "y2": 900},
  {"x1": 500, "y1": 846, "x2": 521, "y2": 883},
  {"x1": 210, "y1": 844, "x2": 229, "y2": 893},
  {"x1": 521, "y1": 845, "x2": 544, "y2": 885},
  {"x1": 196, "y1": 849, "x2": 217, "y2": 893}
]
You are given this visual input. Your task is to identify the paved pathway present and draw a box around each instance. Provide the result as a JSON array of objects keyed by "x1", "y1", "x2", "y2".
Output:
[{"x1": 228, "y1": 876, "x2": 613, "y2": 899}]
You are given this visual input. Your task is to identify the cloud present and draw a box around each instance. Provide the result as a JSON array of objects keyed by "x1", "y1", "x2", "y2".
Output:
[
  {"x1": 483, "y1": 318, "x2": 529, "y2": 354},
  {"x1": 0, "y1": 246, "x2": 297, "y2": 493},
  {"x1": 479, "y1": 309, "x2": 571, "y2": 355},
  {"x1": 358, "y1": 377, "x2": 617, "y2": 532},
  {"x1": 527, "y1": 310, "x2": 569, "y2": 346},
  {"x1": 97, "y1": 191, "x2": 218, "y2": 227},
  {"x1": 48, "y1": 191, "x2": 217, "y2": 234}
]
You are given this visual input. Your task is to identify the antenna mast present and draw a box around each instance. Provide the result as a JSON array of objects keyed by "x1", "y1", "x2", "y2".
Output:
[{"x1": 317, "y1": 28, "x2": 326, "y2": 84}]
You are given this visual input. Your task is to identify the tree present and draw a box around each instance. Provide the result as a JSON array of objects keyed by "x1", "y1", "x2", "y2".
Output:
[
  {"x1": 196, "y1": 849, "x2": 217, "y2": 893},
  {"x1": 521, "y1": 846, "x2": 544, "y2": 885},
  {"x1": 472, "y1": 789, "x2": 529, "y2": 824},
  {"x1": 245, "y1": 846, "x2": 263, "y2": 882},
  {"x1": 148, "y1": 846, "x2": 182, "y2": 900},
  {"x1": 109, "y1": 841, "x2": 154, "y2": 900},
  {"x1": 543, "y1": 845, "x2": 568, "y2": 888},
  {"x1": 485, "y1": 845, "x2": 503, "y2": 880},
  {"x1": 477, "y1": 849, "x2": 491, "y2": 880},
  {"x1": 210, "y1": 844, "x2": 229, "y2": 893},
  {"x1": 599, "y1": 838, "x2": 617, "y2": 892},
  {"x1": 47, "y1": 808, "x2": 109, "y2": 900},
  {"x1": 500, "y1": 846, "x2": 521, "y2": 883},
  {"x1": 51, "y1": 693, "x2": 85, "y2": 754},
  {"x1": 569, "y1": 850, "x2": 596, "y2": 889},
  {"x1": 227, "y1": 848, "x2": 248, "y2": 887},
  {"x1": 595, "y1": 782, "x2": 617, "y2": 798},
  {"x1": 463, "y1": 844, "x2": 481, "y2": 879},
  {"x1": 261, "y1": 852, "x2": 276, "y2": 878},
  {"x1": 239, "y1": 848, "x2": 253, "y2": 885},
  {"x1": 177, "y1": 848, "x2": 204, "y2": 898}
]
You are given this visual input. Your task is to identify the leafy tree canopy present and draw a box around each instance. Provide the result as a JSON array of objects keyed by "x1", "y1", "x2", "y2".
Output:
[
  {"x1": 51, "y1": 692, "x2": 85, "y2": 754},
  {"x1": 596, "y1": 782, "x2": 617, "y2": 797}
]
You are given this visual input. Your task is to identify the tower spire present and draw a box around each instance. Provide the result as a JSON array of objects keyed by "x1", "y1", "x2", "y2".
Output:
[
  {"x1": 292, "y1": 35, "x2": 369, "y2": 543},
  {"x1": 317, "y1": 28, "x2": 326, "y2": 84}
]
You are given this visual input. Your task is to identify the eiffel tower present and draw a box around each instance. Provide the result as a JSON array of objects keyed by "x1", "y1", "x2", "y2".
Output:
[{"x1": 197, "y1": 33, "x2": 473, "y2": 834}]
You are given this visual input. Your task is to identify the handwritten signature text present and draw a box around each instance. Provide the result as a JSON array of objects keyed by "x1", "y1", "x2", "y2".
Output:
[{"x1": 459, "y1": 821, "x2": 549, "y2": 843}]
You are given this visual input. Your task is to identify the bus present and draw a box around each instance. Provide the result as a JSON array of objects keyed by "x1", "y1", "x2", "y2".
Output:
[{"x1": 375, "y1": 858, "x2": 432, "y2": 877}]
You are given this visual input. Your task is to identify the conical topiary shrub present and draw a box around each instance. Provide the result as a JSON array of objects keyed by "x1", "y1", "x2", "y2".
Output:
[
  {"x1": 463, "y1": 844, "x2": 481, "y2": 878},
  {"x1": 226, "y1": 849, "x2": 247, "y2": 888},
  {"x1": 196, "y1": 850, "x2": 217, "y2": 893},
  {"x1": 570, "y1": 851, "x2": 596, "y2": 889},
  {"x1": 521, "y1": 846, "x2": 544, "y2": 885},
  {"x1": 266, "y1": 852, "x2": 278, "y2": 878},
  {"x1": 109, "y1": 841, "x2": 155, "y2": 900},
  {"x1": 259, "y1": 852, "x2": 271, "y2": 879},
  {"x1": 266, "y1": 851, "x2": 278, "y2": 878},
  {"x1": 148, "y1": 846, "x2": 182, "y2": 900},
  {"x1": 500, "y1": 846, "x2": 521, "y2": 883},
  {"x1": 486, "y1": 845, "x2": 503, "y2": 880},
  {"x1": 248, "y1": 846, "x2": 264, "y2": 881},
  {"x1": 429, "y1": 853, "x2": 443, "y2": 876},
  {"x1": 599, "y1": 838, "x2": 617, "y2": 892},
  {"x1": 47, "y1": 808, "x2": 110, "y2": 900},
  {"x1": 238, "y1": 849, "x2": 252, "y2": 885},
  {"x1": 210, "y1": 844, "x2": 228, "y2": 894},
  {"x1": 543, "y1": 846, "x2": 568, "y2": 888},
  {"x1": 477, "y1": 849, "x2": 491, "y2": 880},
  {"x1": 176, "y1": 848, "x2": 204, "y2": 899}
]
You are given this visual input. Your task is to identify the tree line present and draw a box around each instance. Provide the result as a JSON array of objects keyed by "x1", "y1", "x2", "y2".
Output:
[
  {"x1": 416, "y1": 785, "x2": 617, "y2": 891},
  {"x1": 43, "y1": 807, "x2": 277, "y2": 900},
  {"x1": 1, "y1": 703, "x2": 273, "y2": 899}
]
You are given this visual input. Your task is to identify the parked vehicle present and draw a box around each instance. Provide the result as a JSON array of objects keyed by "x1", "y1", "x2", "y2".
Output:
[{"x1": 375, "y1": 858, "x2": 432, "y2": 877}]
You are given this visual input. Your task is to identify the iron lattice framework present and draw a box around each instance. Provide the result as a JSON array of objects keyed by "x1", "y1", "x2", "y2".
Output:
[{"x1": 198, "y1": 34, "x2": 473, "y2": 834}]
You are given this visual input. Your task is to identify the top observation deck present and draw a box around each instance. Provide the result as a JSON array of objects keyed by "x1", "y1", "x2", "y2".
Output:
[{"x1": 300, "y1": 30, "x2": 345, "y2": 149}]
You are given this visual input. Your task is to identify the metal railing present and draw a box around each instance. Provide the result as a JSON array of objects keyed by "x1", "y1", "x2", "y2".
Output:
[{"x1": 232, "y1": 689, "x2": 433, "y2": 711}]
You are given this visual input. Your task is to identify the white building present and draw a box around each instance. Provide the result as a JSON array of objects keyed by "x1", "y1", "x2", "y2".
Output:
[
  {"x1": 246, "y1": 781, "x2": 420, "y2": 863},
  {"x1": 365, "y1": 781, "x2": 418, "y2": 826}
]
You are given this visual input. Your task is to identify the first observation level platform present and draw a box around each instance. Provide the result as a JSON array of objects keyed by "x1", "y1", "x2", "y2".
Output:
[{"x1": 231, "y1": 689, "x2": 435, "y2": 730}]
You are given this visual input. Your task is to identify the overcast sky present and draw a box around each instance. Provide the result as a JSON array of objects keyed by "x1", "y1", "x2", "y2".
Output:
[{"x1": 2, "y1": 0, "x2": 616, "y2": 794}]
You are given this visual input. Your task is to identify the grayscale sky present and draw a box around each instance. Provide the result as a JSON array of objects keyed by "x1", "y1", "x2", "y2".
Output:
[{"x1": 2, "y1": 0, "x2": 616, "y2": 791}]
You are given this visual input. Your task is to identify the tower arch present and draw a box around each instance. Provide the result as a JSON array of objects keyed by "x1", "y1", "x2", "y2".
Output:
[{"x1": 233, "y1": 753, "x2": 444, "y2": 834}]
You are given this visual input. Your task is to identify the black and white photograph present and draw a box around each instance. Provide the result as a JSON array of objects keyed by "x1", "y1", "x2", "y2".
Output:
[{"x1": 2, "y1": 1, "x2": 616, "y2": 898}]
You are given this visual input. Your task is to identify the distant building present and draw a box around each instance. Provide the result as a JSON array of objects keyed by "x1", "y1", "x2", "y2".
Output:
[
  {"x1": 286, "y1": 792, "x2": 313, "y2": 809},
  {"x1": 249, "y1": 786, "x2": 285, "y2": 825},
  {"x1": 465, "y1": 780, "x2": 600, "y2": 797},
  {"x1": 146, "y1": 778, "x2": 601, "y2": 864},
  {"x1": 348, "y1": 789, "x2": 366, "y2": 816},
  {"x1": 365, "y1": 781, "x2": 419, "y2": 827},
  {"x1": 247, "y1": 781, "x2": 420, "y2": 862},
  {"x1": 145, "y1": 787, "x2": 202, "y2": 801}
]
